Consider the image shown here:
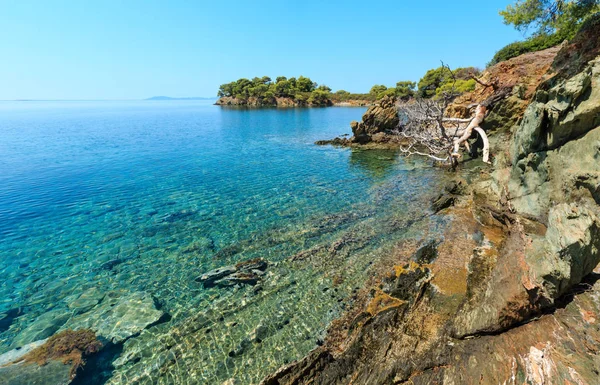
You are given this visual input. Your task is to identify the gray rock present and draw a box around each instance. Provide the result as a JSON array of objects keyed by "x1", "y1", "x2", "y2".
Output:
[
  {"x1": 0, "y1": 339, "x2": 47, "y2": 366},
  {"x1": 66, "y1": 287, "x2": 105, "y2": 315},
  {"x1": 63, "y1": 291, "x2": 163, "y2": 343},
  {"x1": 196, "y1": 266, "x2": 237, "y2": 287},
  {"x1": 196, "y1": 258, "x2": 269, "y2": 288},
  {"x1": 0, "y1": 359, "x2": 71, "y2": 385},
  {"x1": 536, "y1": 203, "x2": 600, "y2": 298},
  {"x1": 11, "y1": 310, "x2": 70, "y2": 348}
]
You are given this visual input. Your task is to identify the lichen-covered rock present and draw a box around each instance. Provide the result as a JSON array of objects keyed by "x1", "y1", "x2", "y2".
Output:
[{"x1": 511, "y1": 56, "x2": 600, "y2": 166}]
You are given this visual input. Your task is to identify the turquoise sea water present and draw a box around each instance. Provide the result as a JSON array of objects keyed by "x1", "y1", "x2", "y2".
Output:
[{"x1": 0, "y1": 101, "x2": 446, "y2": 384}]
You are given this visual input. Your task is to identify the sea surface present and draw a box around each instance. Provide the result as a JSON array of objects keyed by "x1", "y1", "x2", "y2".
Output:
[{"x1": 0, "y1": 101, "x2": 446, "y2": 384}]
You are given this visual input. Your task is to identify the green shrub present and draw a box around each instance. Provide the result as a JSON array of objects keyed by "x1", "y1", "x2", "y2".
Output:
[
  {"x1": 435, "y1": 79, "x2": 476, "y2": 97},
  {"x1": 418, "y1": 67, "x2": 479, "y2": 98},
  {"x1": 488, "y1": 31, "x2": 568, "y2": 66}
]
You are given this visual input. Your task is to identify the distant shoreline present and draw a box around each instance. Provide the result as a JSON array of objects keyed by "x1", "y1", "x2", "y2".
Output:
[{"x1": 215, "y1": 96, "x2": 373, "y2": 108}]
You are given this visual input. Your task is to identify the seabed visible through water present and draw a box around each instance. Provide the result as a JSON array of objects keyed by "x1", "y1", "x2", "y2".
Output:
[{"x1": 0, "y1": 101, "x2": 448, "y2": 384}]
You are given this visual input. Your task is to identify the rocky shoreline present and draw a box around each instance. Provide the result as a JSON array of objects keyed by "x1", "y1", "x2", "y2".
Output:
[
  {"x1": 316, "y1": 95, "x2": 402, "y2": 147},
  {"x1": 215, "y1": 96, "x2": 374, "y2": 108},
  {"x1": 1, "y1": 15, "x2": 598, "y2": 385},
  {"x1": 262, "y1": 16, "x2": 600, "y2": 385}
]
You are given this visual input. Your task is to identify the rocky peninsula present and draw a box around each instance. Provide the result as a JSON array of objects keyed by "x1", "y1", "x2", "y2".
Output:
[{"x1": 263, "y1": 15, "x2": 600, "y2": 385}]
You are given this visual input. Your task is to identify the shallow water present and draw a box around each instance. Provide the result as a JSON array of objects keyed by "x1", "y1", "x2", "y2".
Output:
[{"x1": 0, "y1": 101, "x2": 446, "y2": 384}]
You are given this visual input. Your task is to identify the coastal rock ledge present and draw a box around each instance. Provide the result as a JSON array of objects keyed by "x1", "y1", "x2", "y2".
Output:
[
  {"x1": 263, "y1": 15, "x2": 600, "y2": 385},
  {"x1": 316, "y1": 95, "x2": 401, "y2": 147}
]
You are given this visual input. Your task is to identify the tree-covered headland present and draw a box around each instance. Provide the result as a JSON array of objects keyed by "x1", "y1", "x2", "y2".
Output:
[
  {"x1": 216, "y1": 76, "x2": 333, "y2": 106},
  {"x1": 216, "y1": 67, "x2": 482, "y2": 107}
]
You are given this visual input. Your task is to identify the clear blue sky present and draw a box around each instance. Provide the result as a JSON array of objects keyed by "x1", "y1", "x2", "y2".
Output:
[{"x1": 0, "y1": 0, "x2": 525, "y2": 100}]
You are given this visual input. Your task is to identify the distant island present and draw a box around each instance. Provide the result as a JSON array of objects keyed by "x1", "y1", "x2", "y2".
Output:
[
  {"x1": 215, "y1": 76, "x2": 397, "y2": 108},
  {"x1": 214, "y1": 72, "x2": 478, "y2": 108},
  {"x1": 146, "y1": 96, "x2": 217, "y2": 101}
]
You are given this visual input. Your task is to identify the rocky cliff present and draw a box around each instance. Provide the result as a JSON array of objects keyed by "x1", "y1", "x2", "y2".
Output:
[{"x1": 263, "y1": 15, "x2": 600, "y2": 385}]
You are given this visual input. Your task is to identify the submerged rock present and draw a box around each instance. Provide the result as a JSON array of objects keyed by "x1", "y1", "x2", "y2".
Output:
[
  {"x1": 11, "y1": 309, "x2": 71, "y2": 348},
  {"x1": 0, "y1": 358, "x2": 71, "y2": 385},
  {"x1": 66, "y1": 287, "x2": 105, "y2": 315},
  {"x1": 0, "y1": 330, "x2": 102, "y2": 385},
  {"x1": 431, "y1": 179, "x2": 467, "y2": 213},
  {"x1": 196, "y1": 266, "x2": 237, "y2": 287},
  {"x1": 0, "y1": 339, "x2": 47, "y2": 367},
  {"x1": 63, "y1": 291, "x2": 163, "y2": 343},
  {"x1": 196, "y1": 258, "x2": 269, "y2": 288},
  {"x1": 0, "y1": 307, "x2": 24, "y2": 333}
]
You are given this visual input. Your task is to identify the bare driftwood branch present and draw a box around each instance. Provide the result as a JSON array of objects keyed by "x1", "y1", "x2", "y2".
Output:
[
  {"x1": 393, "y1": 64, "x2": 510, "y2": 167},
  {"x1": 469, "y1": 73, "x2": 497, "y2": 90}
]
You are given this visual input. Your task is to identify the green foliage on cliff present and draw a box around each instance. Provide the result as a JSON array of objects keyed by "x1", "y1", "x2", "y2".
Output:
[
  {"x1": 417, "y1": 67, "x2": 479, "y2": 98},
  {"x1": 488, "y1": 31, "x2": 568, "y2": 66},
  {"x1": 489, "y1": 1, "x2": 599, "y2": 66},
  {"x1": 500, "y1": 0, "x2": 599, "y2": 36},
  {"x1": 218, "y1": 76, "x2": 331, "y2": 105}
]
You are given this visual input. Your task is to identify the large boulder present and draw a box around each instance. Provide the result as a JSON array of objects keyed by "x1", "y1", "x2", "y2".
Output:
[{"x1": 350, "y1": 96, "x2": 399, "y2": 144}]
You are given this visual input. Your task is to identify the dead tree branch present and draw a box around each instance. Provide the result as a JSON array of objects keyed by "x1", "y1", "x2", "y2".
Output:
[{"x1": 393, "y1": 64, "x2": 510, "y2": 167}]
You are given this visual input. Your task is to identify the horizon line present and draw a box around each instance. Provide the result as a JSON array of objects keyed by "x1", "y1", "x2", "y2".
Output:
[{"x1": 0, "y1": 97, "x2": 218, "y2": 102}]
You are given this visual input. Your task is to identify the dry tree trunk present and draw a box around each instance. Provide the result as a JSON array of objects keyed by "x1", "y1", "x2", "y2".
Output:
[
  {"x1": 395, "y1": 66, "x2": 509, "y2": 167},
  {"x1": 473, "y1": 127, "x2": 490, "y2": 163},
  {"x1": 450, "y1": 104, "x2": 489, "y2": 163}
]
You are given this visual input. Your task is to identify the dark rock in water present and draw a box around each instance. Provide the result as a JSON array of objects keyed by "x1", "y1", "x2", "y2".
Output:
[
  {"x1": 195, "y1": 266, "x2": 237, "y2": 287},
  {"x1": 235, "y1": 258, "x2": 268, "y2": 272},
  {"x1": 215, "y1": 272, "x2": 260, "y2": 287},
  {"x1": 412, "y1": 241, "x2": 439, "y2": 264},
  {"x1": 0, "y1": 307, "x2": 24, "y2": 333},
  {"x1": 196, "y1": 258, "x2": 269, "y2": 288},
  {"x1": 100, "y1": 258, "x2": 123, "y2": 271},
  {"x1": 431, "y1": 179, "x2": 467, "y2": 213},
  {"x1": 315, "y1": 137, "x2": 351, "y2": 146},
  {"x1": 431, "y1": 194, "x2": 456, "y2": 213},
  {"x1": 70, "y1": 341, "x2": 124, "y2": 385},
  {"x1": 160, "y1": 210, "x2": 196, "y2": 223}
]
